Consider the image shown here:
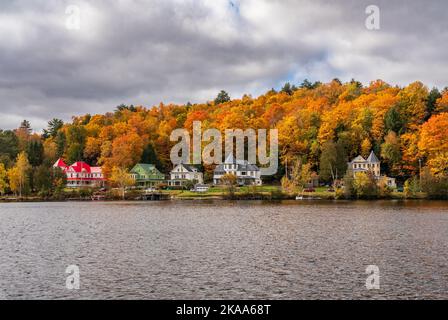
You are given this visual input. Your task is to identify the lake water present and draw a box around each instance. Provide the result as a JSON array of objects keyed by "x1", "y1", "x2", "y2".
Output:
[{"x1": 0, "y1": 200, "x2": 447, "y2": 300}]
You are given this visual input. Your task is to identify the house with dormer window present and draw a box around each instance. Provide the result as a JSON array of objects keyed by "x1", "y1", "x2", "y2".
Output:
[
  {"x1": 213, "y1": 154, "x2": 262, "y2": 186},
  {"x1": 130, "y1": 163, "x2": 165, "y2": 188},
  {"x1": 53, "y1": 158, "x2": 106, "y2": 188},
  {"x1": 169, "y1": 163, "x2": 204, "y2": 186},
  {"x1": 348, "y1": 151, "x2": 396, "y2": 188}
]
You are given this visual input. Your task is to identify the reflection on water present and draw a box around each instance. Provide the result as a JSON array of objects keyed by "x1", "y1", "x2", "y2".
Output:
[{"x1": 0, "y1": 200, "x2": 447, "y2": 299}]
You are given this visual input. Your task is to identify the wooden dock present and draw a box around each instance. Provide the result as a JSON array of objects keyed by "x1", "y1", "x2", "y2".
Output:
[{"x1": 140, "y1": 193, "x2": 170, "y2": 201}]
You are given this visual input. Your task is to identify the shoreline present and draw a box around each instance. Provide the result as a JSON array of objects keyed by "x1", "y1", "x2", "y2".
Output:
[
  {"x1": 0, "y1": 195, "x2": 443, "y2": 203},
  {"x1": 0, "y1": 185, "x2": 438, "y2": 202}
]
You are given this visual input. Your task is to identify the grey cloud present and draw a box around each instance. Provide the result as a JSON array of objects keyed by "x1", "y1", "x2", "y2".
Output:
[{"x1": 0, "y1": 0, "x2": 447, "y2": 131}]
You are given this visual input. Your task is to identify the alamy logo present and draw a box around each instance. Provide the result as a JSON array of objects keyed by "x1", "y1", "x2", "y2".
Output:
[
  {"x1": 66, "y1": 265, "x2": 80, "y2": 290},
  {"x1": 365, "y1": 5, "x2": 380, "y2": 30},
  {"x1": 170, "y1": 121, "x2": 278, "y2": 176},
  {"x1": 65, "y1": 5, "x2": 81, "y2": 30},
  {"x1": 365, "y1": 265, "x2": 380, "y2": 290}
]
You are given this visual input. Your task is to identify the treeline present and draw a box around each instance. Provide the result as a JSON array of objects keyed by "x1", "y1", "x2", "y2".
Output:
[
  {"x1": 1, "y1": 79, "x2": 448, "y2": 198},
  {"x1": 0, "y1": 121, "x2": 67, "y2": 198}
]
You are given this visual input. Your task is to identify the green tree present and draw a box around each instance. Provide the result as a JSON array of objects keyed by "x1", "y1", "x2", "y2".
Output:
[
  {"x1": 140, "y1": 144, "x2": 162, "y2": 168},
  {"x1": 342, "y1": 169, "x2": 355, "y2": 199},
  {"x1": 384, "y1": 106, "x2": 405, "y2": 134},
  {"x1": 381, "y1": 131, "x2": 401, "y2": 170},
  {"x1": 0, "y1": 130, "x2": 19, "y2": 166},
  {"x1": 300, "y1": 79, "x2": 320, "y2": 89},
  {"x1": 55, "y1": 131, "x2": 66, "y2": 158},
  {"x1": 404, "y1": 177, "x2": 420, "y2": 198},
  {"x1": 425, "y1": 88, "x2": 441, "y2": 120},
  {"x1": 319, "y1": 140, "x2": 347, "y2": 183},
  {"x1": 19, "y1": 120, "x2": 32, "y2": 134},
  {"x1": 26, "y1": 140, "x2": 44, "y2": 167},
  {"x1": 214, "y1": 90, "x2": 231, "y2": 105},
  {"x1": 115, "y1": 104, "x2": 137, "y2": 113},
  {"x1": 33, "y1": 165, "x2": 52, "y2": 196},
  {"x1": 66, "y1": 143, "x2": 84, "y2": 164},
  {"x1": 65, "y1": 125, "x2": 86, "y2": 163},
  {"x1": 319, "y1": 141, "x2": 337, "y2": 182},
  {"x1": 43, "y1": 118, "x2": 64, "y2": 138},
  {"x1": 281, "y1": 82, "x2": 297, "y2": 95}
]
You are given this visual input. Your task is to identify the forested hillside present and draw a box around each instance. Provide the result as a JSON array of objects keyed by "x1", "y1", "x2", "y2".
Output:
[{"x1": 1, "y1": 79, "x2": 448, "y2": 193}]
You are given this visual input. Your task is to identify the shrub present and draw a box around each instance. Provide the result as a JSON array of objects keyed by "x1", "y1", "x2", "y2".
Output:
[
  {"x1": 404, "y1": 177, "x2": 420, "y2": 198},
  {"x1": 353, "y1": 172, "x2": 378, "y2": 199}
]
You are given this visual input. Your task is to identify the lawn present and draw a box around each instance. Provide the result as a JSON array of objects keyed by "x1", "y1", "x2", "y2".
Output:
[{"x1": 162, "y1": 185, "x2": 282, "y2": 198}]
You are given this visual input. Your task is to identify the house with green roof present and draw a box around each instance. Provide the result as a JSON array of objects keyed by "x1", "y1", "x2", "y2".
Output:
[{"x1": 130, "y1": 163, "x2": 166, "y2": 188}]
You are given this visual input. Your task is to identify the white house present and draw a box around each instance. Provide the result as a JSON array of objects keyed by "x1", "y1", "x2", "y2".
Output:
[
  {"x1": 53, "y1": 159, "x2": 106, "y2": 188},
  {"x1": 348, "y1": 151, "x2": 396, "y2": 188},
  {"x1": 213, "y1": 154, "x2": 262, "y2": 186},
  {"x1": 169, "y1": 163, "x2": 204, "y2": 186}
]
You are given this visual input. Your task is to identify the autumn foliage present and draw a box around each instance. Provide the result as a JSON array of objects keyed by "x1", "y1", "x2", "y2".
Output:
[{"x1": 1, "y1": 79, "x2": 448, "y2": 186}]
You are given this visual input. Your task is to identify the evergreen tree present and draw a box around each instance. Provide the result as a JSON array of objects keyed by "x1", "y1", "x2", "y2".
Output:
[
  {"x1": 214, "y1": 90, "x2": 231, "y2": 105},
  {"x1": 384, "y1": 106, "x2": 405, "y2": 134},
  {"x1": 425, "y1": 87, "x2": 441, "y2": 120},
  {"x1": 26, "y1": 140, "x2": 44, "y2": 167},
  {"x1": 43, "y1": 119, "x2": 64, "y2": 139}
]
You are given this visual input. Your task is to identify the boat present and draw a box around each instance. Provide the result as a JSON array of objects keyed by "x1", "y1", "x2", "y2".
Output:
[{"x1": 295, "y1": 195, "x2": 304, "y2": 200}]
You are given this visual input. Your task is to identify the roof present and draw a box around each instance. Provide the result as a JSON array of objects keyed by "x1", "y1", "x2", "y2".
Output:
[
  {"x1": 131, "y1": 163, "x2": 156, "y2": 172},
  {"x1": 349, "y1": 151, "x2": 380, "y2": 164},
  {"x1": 68, "y1": 162, "x2": 92, "y2": 173},
  {"x1": 182, "y1": 164, "x2": 199, "y2": 172},
  {"x1": 172, "y1": 163, "x2": 200, "y2": 173},
  {"x1": 214, "y1": 158, "x2": 260, "y2": 174},
  {"x1": 131, "y1": 163, "x2": 164, "y2": 178},
  {"x1": 224, "y1": 154, "x2": 236, "y2": 164},
  {"x1": 53, "y1": 158, "x2": 67, "y2": 168},
  {"x1": 350, "y1": 155, "x2": 366, "y2": 163},
  {"x1": 367, "y1": 151, "x2": 380, "y2": 163}
]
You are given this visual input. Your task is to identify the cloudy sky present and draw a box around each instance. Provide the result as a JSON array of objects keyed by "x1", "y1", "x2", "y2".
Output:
[{"x1": 1, "y1": 0, "x2": 447, "y2": 131}]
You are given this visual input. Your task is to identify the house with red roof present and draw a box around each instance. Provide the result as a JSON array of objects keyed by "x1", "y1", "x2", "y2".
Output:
[{"x1": 53, "y1": 159, "x2": 106, "y2": 188}]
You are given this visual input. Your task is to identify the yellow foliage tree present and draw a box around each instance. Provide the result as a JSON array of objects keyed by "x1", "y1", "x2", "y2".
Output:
[
  {"x1": 7, "y1": 152, "x2": 31, "y2": 197},
  {"x1": 435, "y1": 92, "x2": 448, "y2": 113},
  {"x1": 109, "y1": 166, "x2": 135, "y2": 200},
  {"x1": 360, "y1": 138, "x2": 372, "y2": 158},
  {"x1": 0, "y1": 163, "x2": 8, "y2": 195}
]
